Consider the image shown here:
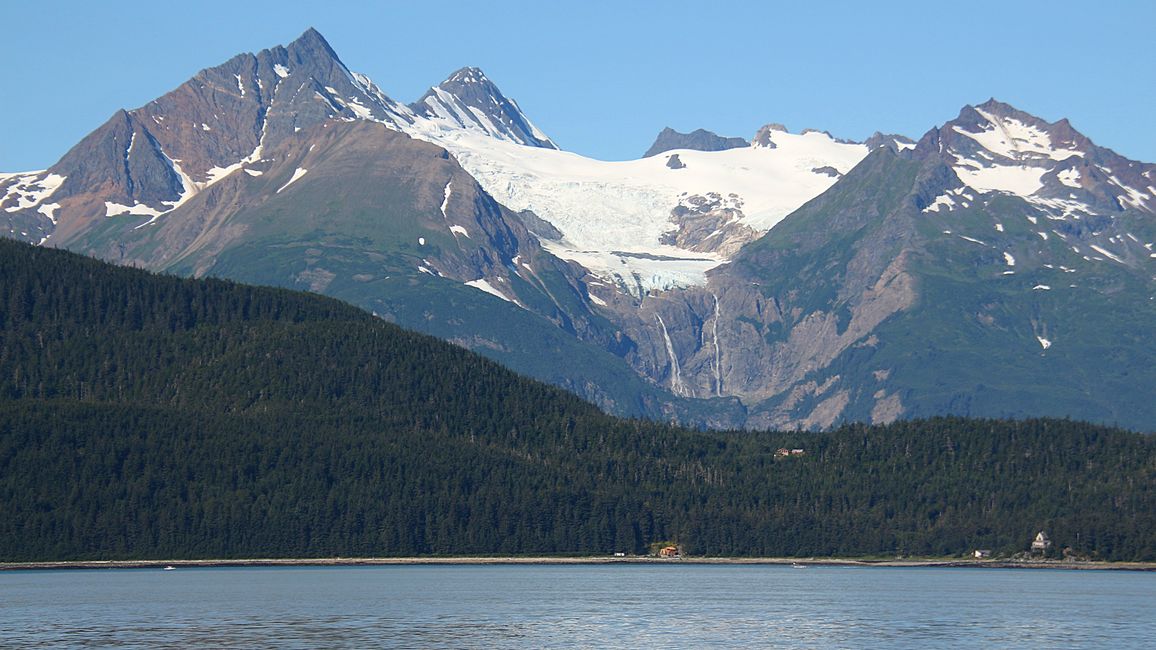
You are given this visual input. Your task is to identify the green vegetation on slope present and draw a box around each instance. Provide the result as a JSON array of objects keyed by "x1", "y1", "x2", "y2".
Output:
[{"x1": 1, "y1": 238, "x2": 1153, "y2": 561}]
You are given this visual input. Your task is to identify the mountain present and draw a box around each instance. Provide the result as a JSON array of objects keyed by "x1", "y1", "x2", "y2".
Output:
[
  {"x1": 3, "y1": 238, "x2": 1154, "y2": 562},
  {"x1": 2, "y1": 27, "x2": 866, "y2": 426},
  {"x1": 0, "y1": 29, "x2": 563, "y2": 252},
  {"x1": 643, "y1": 127, "x2": 749, "y2": 157},
  {"x1": 4, "y1": 28, "x2": 1156, "y2": 431},
  {"x1": 2, "y1": 28, "x2": 410, "y2": 245},
  {"x1": 0, "y1": 29, "x2": 747, "y2": 424},
  {"x1": 625, "y1": 100, "x2": 1156, "y2": 430},
  {"x1": 410, "y1": 67, "x2": 556, "y2": 149}
]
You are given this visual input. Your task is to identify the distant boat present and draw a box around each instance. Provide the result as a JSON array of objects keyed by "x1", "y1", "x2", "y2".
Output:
[
  {"x1": 163, "y1": 566, "x2": 175, "y2": 571},
  {"x1": 791, "y1": 563, "x2": 806, "y2": 569}
]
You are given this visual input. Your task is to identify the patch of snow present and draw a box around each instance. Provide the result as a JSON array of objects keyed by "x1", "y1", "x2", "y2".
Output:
[
  {"x1": 418, "y1": 265, "x2": 434, "y2": 275},
  {"x1": 1089, "y1": 244, "x2": 1124, "y2": 263},
  {"x1": 243, "y1": 169, "x2": 263, "y2": 177},
  {"x1": 895, "y1": 139, "x2": 916, "y2": 152},
  {"x1": 1037, "y1": 231, "x2": 1048, "y2": 240},
  {"x1": 346, "y1": 97, "x2": 375, "y2": 120},
  {"x1": 1033, "y1": 284, "x2": 1051, "y2": 290},
  {"x1": 955, "y1": 163, "x2": 1046, "y2": 196},
  {"x1": 37, "y1": 203, "x2": 61, "y2": 224},
  {"x1": 314, "y1": 91, "x2": 343, "y2": 114},
  {"x1": 105, "y1": 201, "x2": 164, "y2": 218},
  {"x1": 440, "y1": 181, "x2": 452, "y2": 219},
  {"x1": 155, "y1": 152, "x2": 202, "y2": 211},
  {"x1": 275, "y1": 168, "x2": 308, "y2": 194},
  {"x1": 1026, "y1": 196, "x2": 1093, "y2": 220},
  {"x1": 1003, "y1": 252, "x2": 1016, "y2": 266},
  {"x1": 587, "y1": 292, "x2": 607, "y2": 306},
  {"x1": 957, "y1": 235, "x2": 987, "y2": 246},
  {"x1": 449, "y1": 225, "x2": 470, "y2": 238},
  {"x1": 418, "y1": 237, "x2": 426, "y2": 246},
  {"x1": 994, "y1": 223, "x2": 1004, "y2": 232},
  {"x1": 204, "y1": 162, "x2": 245, "y2": 185},
  {"x1": 273, "y1": 64, "x2": 290, "y2": 78},
  {"x1": 465, "y1": 278, "x2": 512, "y2": 302},
  {"x1": 1109, "y1": 176, "x2": 1150, "y2": 210},
  {"x1": 1056, "y1": 167, "x2": 1081, "y2": 188},
  {"x1": 923, "y1": 192, "x2": 956, "y2": 213},
  {"x1": 1037, "y1": 336, "x2": 1052, "y2": 350},
  {"x1": 3, "y1": 173, "x2": 66, "y2": 213},
  {"x1": 964, "y1": 107, "x2": 1083, "y2": 162}
]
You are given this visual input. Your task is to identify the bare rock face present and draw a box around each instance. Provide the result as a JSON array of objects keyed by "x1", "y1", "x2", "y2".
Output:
[
  {"x1": 22, "y1": 28, "x2": 416, "y2": 249},
  {"x1": 864, "y1": 131, "x2": 916, "y2": 152},
  {"x1": 751, "y1": 123, "x2": 789, "y2": 148},
  {"x1": 643, "y1": 127, "x2": 749, "y2": 158},
  {"x1": 661, "y1": 193, "x2": 757, "y2": 257}
]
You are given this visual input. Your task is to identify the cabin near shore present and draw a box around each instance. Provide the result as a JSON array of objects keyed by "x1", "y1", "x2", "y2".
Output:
[{"x1": 1031, "y1": 531, "x2": 1052, "y2": 553}]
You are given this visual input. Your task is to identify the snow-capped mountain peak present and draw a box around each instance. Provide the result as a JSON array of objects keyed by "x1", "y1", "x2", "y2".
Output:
[
  {"x1": 918, "y1": 99, "x2": 1155, "y2": 219},
  {"x1": 409, "y1": 67, "x2": 557, "y2": 149}
]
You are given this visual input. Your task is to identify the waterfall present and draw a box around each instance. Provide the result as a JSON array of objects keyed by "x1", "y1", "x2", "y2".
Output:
[
  {"x1": 655, "y1": 314, "x2": 687, "y2": 397},
  {"x1": 712, "y1": 293, "x2": 723, "y2": 396}
]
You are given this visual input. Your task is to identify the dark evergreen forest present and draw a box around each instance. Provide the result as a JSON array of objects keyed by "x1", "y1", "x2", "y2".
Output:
[{"x1": 1, "y1": 238, "x2": 1153, "y2": 561}]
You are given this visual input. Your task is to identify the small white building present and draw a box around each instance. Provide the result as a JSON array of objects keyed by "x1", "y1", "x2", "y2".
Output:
[{"x1": 1031, "y1": 531, "x2": 1052, "y2": 552}]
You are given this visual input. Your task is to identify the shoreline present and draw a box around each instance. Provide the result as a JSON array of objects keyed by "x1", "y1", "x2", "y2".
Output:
[{"x1": 3, "y1": 556, "x2": 1155, "y2": 572}]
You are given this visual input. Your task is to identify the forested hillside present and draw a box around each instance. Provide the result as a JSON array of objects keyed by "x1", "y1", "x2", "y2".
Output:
[{"x1": 1, "y1": 239, "x2": 1153, "y2": 561}]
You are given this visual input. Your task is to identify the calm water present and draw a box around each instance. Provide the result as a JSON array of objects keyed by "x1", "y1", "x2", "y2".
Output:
[{"x1": 1, "y1": 564, "x2": 1153, "y2": 648}]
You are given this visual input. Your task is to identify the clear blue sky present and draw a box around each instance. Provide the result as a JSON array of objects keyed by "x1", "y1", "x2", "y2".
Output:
[{"x1": 3, "y1": 0, "x2": 1153, "y2": 171}]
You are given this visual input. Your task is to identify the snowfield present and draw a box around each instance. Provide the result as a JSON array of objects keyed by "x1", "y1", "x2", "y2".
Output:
[{"x1": 408, "y1": 126, "x2": 867, "y2": 291}]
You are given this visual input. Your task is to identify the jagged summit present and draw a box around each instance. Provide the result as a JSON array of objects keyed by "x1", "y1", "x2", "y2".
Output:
[
  {"x1": 643, "y1": 127, "x2": 748, "y2": 158},
  {"x1": 288, "y1": 27, "x2": 339, "y2": 59},
  {"x1": 409, "y1": 66, "x2": 556, "y2": 149},
  {"x1": 911, "y1": 98, "x2": 1154, "y2": 218},
  {"x1": 1, "y1": 29, "x2": 568, "y2": 246}
]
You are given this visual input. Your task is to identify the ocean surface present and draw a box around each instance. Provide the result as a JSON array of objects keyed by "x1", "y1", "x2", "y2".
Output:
[{"x1": 1, "y1": 564, "x2": 1153, "y2": 648}]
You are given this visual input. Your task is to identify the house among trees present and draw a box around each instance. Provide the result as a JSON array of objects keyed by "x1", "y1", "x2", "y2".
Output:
[
  {"x1": 973, "y1": 549, "x2": 992, "y2": 559},
  {"x1": 1031, "y1": 531, "x2": 1052, "y2": 552},
  {"x1": 659, "y1": 545, "x2": 680, "y2": 558},
  {"x1": 775, "y1": 448, "x2": 806, "y2": 458}
]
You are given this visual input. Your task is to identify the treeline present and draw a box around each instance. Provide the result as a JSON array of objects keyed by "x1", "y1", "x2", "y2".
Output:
[{"x1": 1, "y1": 238, "x2": 1153, "y2": 561}]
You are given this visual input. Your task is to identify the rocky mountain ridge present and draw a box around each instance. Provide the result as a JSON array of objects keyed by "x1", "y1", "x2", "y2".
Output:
[
  {"x1": 614, "y1": 101, "x2": 1156, "y2": 429},
  {"x1": 4, "y1": 28, "x2": 1155, "y2": 430},
  {"x1": 643, "y1": 127, "x2": 749, "y2": 157}
]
